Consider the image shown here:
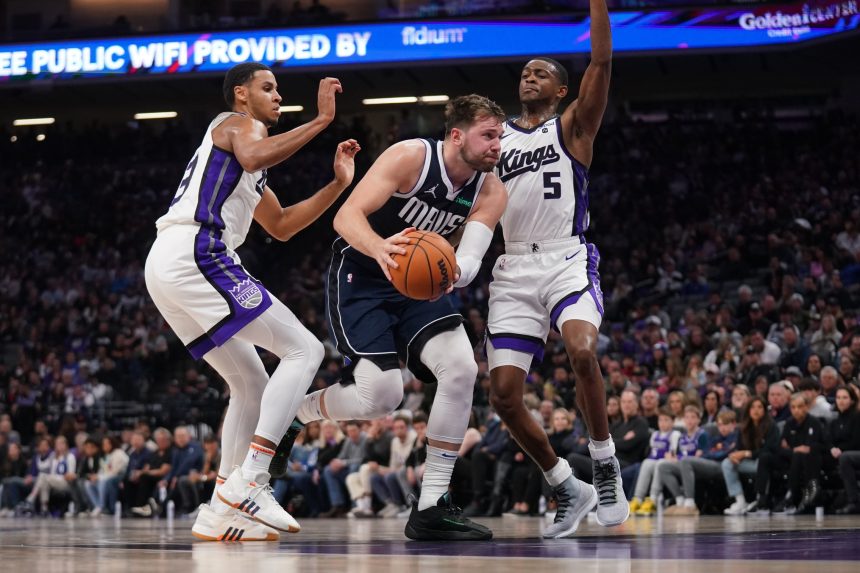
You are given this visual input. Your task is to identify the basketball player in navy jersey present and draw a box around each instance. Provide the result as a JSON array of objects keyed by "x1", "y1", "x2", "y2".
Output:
[
  {"x1": 284, "y1": 95, "x2": 507, "y2": 540},
  {"x1": 145, "y1": 62, "x2": 359, "y2": 541},
  {"x1": 487, "y1": 0, "x2": 628, "y2": 537}
]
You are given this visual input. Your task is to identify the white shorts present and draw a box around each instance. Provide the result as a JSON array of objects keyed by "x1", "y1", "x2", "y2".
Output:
[
  {"x1": 486, "y1": 237, "x2": 603, "y2": 370},
  {"x1": 144, "y1": 224, "x2": 273, "y2": 359}
]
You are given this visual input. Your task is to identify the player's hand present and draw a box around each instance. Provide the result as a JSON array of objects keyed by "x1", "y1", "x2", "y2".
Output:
[
  {"x1": 333, "y1": 139, "x2": 361, "y2": 187},
  {"x1": 317, "y1": 77, "x2": 342, "y2": 124},
  {"x1": 375, "y1": 227, "x2": 415, "y2": 281},
  {"x1": 832, "y1": 447, "x2": 842, "y2": 459}
]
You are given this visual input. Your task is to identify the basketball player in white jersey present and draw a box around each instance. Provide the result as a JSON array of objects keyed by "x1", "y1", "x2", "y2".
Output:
[
  {"x1": 487, "y1": 0, "x2": 628, "y2": 537},
  {"x1": 145, "y1": 62, "x2": 359, "y2": 541}
]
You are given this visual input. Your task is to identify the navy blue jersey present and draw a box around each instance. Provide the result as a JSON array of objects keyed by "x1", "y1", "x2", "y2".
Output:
[{"x1": 342, "y1": 138, "x2": 487, "y2": 276}]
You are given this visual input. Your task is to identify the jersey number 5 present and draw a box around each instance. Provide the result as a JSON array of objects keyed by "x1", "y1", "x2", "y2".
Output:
[{"x1": 543, "y1": 172, "x2": 561, "y2": 200}]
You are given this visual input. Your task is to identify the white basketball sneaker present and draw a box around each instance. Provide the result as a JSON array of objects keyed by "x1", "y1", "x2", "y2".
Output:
[
  {"x1": 592, "y1": 456, "x2": 630, "y2": 527},
  {"x1": 216, "y1": 467, "x2": 301, "y2": 533},
  {"x1": 191, "y1": 504, "x2": 279, "y2": 542}
]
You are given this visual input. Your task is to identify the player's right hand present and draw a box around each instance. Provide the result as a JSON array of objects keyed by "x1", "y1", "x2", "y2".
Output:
[
  {"x1": 375, "y1": 227, "x2": 415, "y2": 281},
  {"x1": 317, "y1": 77, "x2": 342, "y2": 124}
]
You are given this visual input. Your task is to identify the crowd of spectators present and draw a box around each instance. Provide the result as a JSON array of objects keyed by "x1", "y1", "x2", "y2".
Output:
[{"x1": 0, "y1": 104, "x2": 859, "y2": 519}]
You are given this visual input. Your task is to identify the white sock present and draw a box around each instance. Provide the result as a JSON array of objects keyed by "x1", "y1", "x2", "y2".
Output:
[
  {"x1": 675, "y1": 496, "x2": 686, "y2": 506},
  {"x1": 418, "y1": 445, "x2": 458, "y2": 511},
  {"x1": 241, "y1": 443, "x2": 275, "y2": 483},
  {"x1": 543, "y1": 458, "x2": 573, "y2": 488},
  {"x1": 735, "y1": 494, "x2": 747, "y2": 505},
  {"x1": 588, "y1": 437, "x2": 616, "y2": 460},
  {"x1": 210, "y1": 476, "x2": 232, "y2": 515},
  {"x1": 684, "y1": 498, "x2": 697, "y2": 508},
  {"x1": 296, "y1": 389, "x2": 325, "y2": 423}
]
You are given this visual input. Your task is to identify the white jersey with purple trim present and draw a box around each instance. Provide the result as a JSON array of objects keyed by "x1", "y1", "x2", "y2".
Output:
[
  {"x1": 155, "y1": 112, "x2": 268, "y2": 252},
  {"x1": 495, "y1": 116, "x2": 590, "y2": 243}
]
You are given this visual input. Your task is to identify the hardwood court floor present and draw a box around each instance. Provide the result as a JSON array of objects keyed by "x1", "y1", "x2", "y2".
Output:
[{"x1": 1, "y1": 513, "x2": 859, "y2": 572}]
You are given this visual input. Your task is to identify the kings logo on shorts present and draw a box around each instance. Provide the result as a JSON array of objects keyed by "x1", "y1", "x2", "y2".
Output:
[{"x1": 230, "y1": 279, "x2": 263, "y2": 309}]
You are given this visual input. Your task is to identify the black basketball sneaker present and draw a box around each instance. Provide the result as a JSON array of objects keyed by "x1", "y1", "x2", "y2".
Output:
[
  {"x1": 268, "y1": 420, "x2": 304, "y2": 479},
  {"x1": 405, "y1": 493, "x2": 493, "y2": 541}
]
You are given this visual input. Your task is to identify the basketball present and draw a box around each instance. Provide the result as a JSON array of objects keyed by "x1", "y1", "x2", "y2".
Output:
[{"x1": 389, "y1": 231, "x2": 457, "y2": 300}]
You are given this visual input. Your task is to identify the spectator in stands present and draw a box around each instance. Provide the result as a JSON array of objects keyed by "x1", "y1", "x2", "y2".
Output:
[
  {"x1": 810, "y1": 315, "x2": 842, "y2": 364},
  {"x1": 767, "y1": 380, "x2": 793, "y2": 422},
  {"x1": 660, "y1": 405, "x2": 709, "y2": 515},
  {"x1": 70, "y1": 437, "x2": 100, "y2": 516},
  {"x1": 781, "y1": 393, "x2": 828, "y2": 513},
  {"x1": 749, "y1": 330, "x2": 781, "y2": 365},
  {"x1": 606, "y1": 395, "x2": 622, "y2": 426},
  {"x1": 462, "y1": 411, "x2": 510, "y2": 518},
  {"x1": 369, "y1": 414, "x2": 416, "y2": 517},
  {"x1": 320, "y1": 421, "x2": 366, "y2": 518},
  {"x1": 640, "y1": 388, "x2": 660, "y2": 429},
  {"x1": 86, "y1": 436, "x2": 128, "y2": 515},
  {"x1": 838, "y1": 354, "x2": 858, "y2": 387},
  {"x1": 177, "y1": 434, "x2": 219, "y2": 514},
  {"x1": 819, "y1": 366, "x2": 842, "y2": 404},
  {"x1": 402, "y1": 413, "x2": 428, "y2": 509},
  {"x1": 345, "y1": 419, "x2": 392, "y2": 518},
  {"x1": 274, "y1": 421, "x2": 323, "y2": 517},
  {"x1": 121, "y1": 431, "x2": 151, "y2": 514},
  {"x1": 798, "y1": 379, "x2": 835, "y2": 420},
  {"x1": 739, "y1": 306, "x2": 772, "y2": 338},
  {"x1": 25, "y1": 435, "x2": 75, "y2": 515},
  {"x1": 0, "y1": 442, "x2": 29, "y2": 516},
  {"x1": 667, "y1": 390, "x2": 686, "y2": 430},
  {"x1": 730, "y1": 384, "x2": 752, "y2": 419},
  {"x1": 779, "y1": 326, "x2": 810, "y2": 373},
  {"x1": 703, "y1": 390, "x2": 723, "y2": 425},
  {"x1": 723, "y1": 396, "x2": 780, "y2": 515},
  {"x1": 129, "y1": 427, "x2": 172, "y2": 517},
  {"x1": 832, "y1": 386, "x2": 860, "y2": 514},
  {"x1": 630, "y1": 408, "x2": 679, "y2": 516},
  {"x1": 162, "y1": 427, "x2": 201, "y2": 515},
  {"x1": 675, "y1": 410, "x2": 738, "y2": 515}
]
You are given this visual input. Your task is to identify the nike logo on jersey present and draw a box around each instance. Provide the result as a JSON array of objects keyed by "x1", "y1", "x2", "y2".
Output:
[
  {"x1": 497, "y1": 144, "x2": 561, "y2": 182},
  {"x1": 565, "y1": 252, "x2": 576, "y2": 260},
  {"x1": 500, "y1": 133, "x2": 512, "y2": 140},
  {"x1": 398, "y1": 196, "x2": 465, "y2": 236}
]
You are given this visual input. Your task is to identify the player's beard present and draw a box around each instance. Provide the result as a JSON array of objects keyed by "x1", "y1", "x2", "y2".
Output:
[{"x1": 460, "y1": 145, "x2": 497, "y2": 173}]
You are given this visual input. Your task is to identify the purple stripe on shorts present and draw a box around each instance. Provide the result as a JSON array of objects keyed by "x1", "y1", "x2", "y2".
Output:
[
  {"x1": 188, "y1": 336, "x2": 217, "y2": 360},
  {"x1": 549, "y1": 291, "x2": 588, "y2": 326},
  {"x1": 192, "y1": 232, "x2": 273, "y2": 348},
  {"x1": 585, "y1": 243, "x2": 604, "y2": 316},
  {"x1": 490, "y1": 336, "x2": 545, "y2": 362}
]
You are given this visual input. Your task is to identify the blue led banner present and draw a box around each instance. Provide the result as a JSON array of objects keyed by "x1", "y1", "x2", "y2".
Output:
[{"x1": 0, "y1": 0, "x2": 857, "y2": 81}]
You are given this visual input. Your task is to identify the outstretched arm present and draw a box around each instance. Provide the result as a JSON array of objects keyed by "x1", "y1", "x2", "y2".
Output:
[
  {"x1": 218, "y1": 78, "x2": 342, "y2": 172},
  {"x1": 254, "y1": 140, "x2": 361, "y2": 242},
  {"x1": 561, "y1": 0, "x2": 611, "y2": 160}
]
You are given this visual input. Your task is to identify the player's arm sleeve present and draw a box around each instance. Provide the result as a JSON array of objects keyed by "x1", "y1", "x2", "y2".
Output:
[{"x1": 453, "y1": 221, "x2": 494, "y2": 288}]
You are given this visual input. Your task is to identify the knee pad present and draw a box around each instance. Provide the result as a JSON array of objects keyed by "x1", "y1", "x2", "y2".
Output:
[{"x1": 351, "y1": 359, "x2": 404, "y2": 419}]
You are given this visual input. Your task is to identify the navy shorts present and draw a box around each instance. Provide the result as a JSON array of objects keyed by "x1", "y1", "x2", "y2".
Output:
[{"x1": 326, "y1": 239, "x2": 463, "y2": 382}]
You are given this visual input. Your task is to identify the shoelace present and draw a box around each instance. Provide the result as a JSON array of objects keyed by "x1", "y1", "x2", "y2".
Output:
[
  {"x1": 593, "y1": 460, "x2": 619, "y2": 506},
  {"x1": 249, "y1": 482, "x2": 277, "y2": 506},
  {"x1": 553, "y1": 485, "x2": 573, "y2": 523}
]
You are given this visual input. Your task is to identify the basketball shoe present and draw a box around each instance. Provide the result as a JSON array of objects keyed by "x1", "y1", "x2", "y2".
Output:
[
  {"x1": 191, "y1": 504, "x2": 279, "y2": 541},
  {"x1": 542, "y1": 475, "x2": 597, "y2": 539},
  {"x1": 404, "y1": 493, "x2": 493, "y2": 541},
  {"x1": 592, "y1": 456, "x2": 630, "y2": 527},
  {"x1": 269, "y1": 420, "x2": 304, "y2": 479},
  {"x1": 217, "y1": 467, "x2": 301, "y2": 533}
]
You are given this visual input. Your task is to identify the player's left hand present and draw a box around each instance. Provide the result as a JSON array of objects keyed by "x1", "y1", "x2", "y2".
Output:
[{"x1": 333, "y1": 139, "x2": 361, "y2": 187}]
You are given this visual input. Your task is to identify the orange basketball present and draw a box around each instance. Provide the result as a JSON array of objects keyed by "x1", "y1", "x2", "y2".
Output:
[{"x1": 389, "y1": 231, "x2": 457, "y2": 300}]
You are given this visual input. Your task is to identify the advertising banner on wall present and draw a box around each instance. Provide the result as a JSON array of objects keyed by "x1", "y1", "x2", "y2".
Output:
[{"x1": 0, "y1": 0, "x2": 857, "y2": 82}]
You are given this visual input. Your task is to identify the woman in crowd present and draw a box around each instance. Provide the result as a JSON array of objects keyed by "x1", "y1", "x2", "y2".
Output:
[
  {"x1": 722, "y1": 397, "x2": 780, "y2": 514},
  {"x1": 831, "y1": 385, "x2": 860, "y2": 514}
]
